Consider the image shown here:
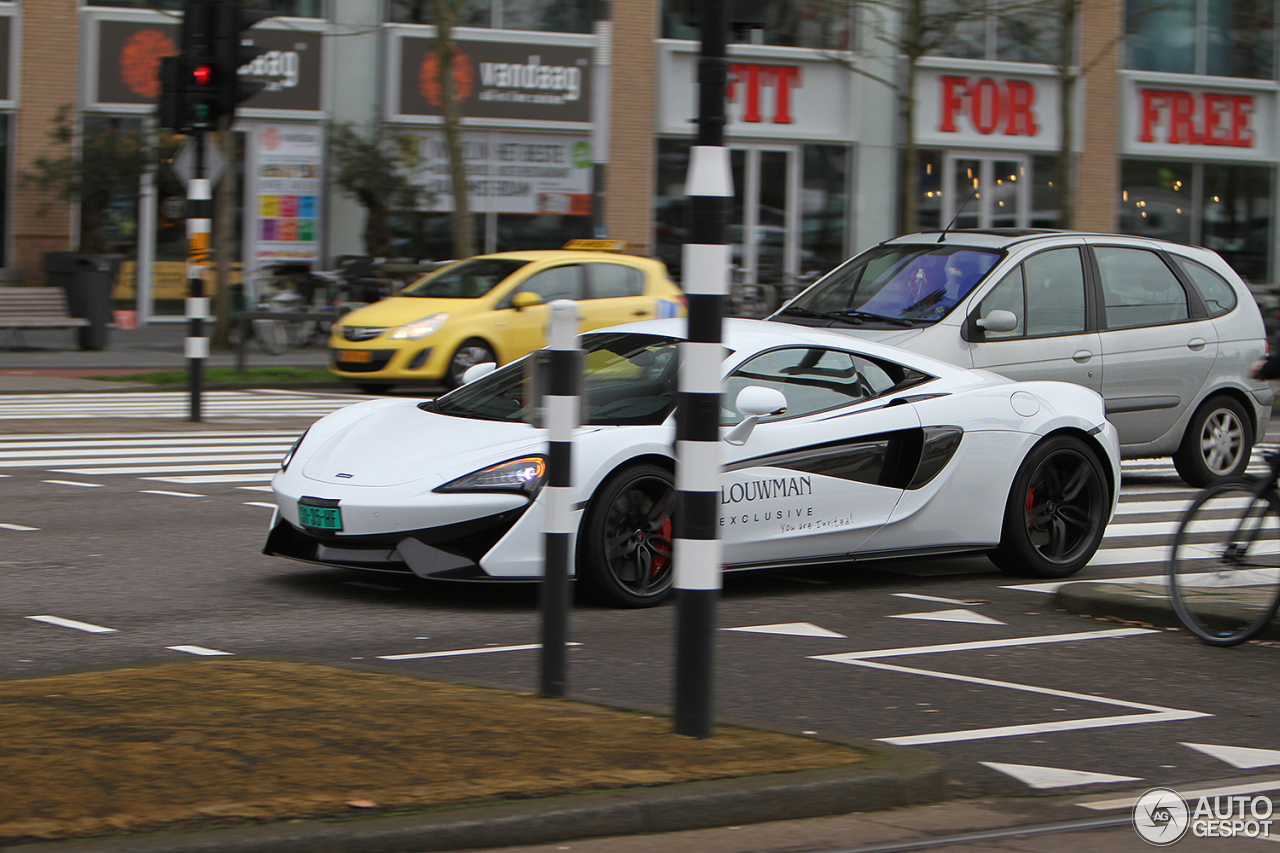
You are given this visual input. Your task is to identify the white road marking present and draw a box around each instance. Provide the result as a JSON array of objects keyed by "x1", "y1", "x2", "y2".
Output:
[
  {"x1": 378, "y1": 642, "x2": 582, "y2": 661},
  {"x1": 0, "y1": 430, "x2": 300, "y2": 442},
  {"x1": 889, "y1": 609, "x2": 1005, "y2": 626},
  {"x1": 0, "y1": 444, "x2": 290, "y2": 461},
  {"x1": 26, "y1": 615, "x2": 116, "y2": 633},
  {"x1": 0, "y1": 523, "x2": 38, "y2": 531},
  {"x1": 41, "y1": 480, "x2": 104, "y2": 488},
  {"x1": 237, "y1": 486, "x2": 274, "y2": 492},
  {"x1": 143, "y1": 473, "x2": 275, "y2": 484},
  {"x1": 981, "y1": 762, "x2": 1141, "y2": 790},
  {"x1": 243, "y1": 502, "x2": 276, "y2": 509},
  {"x1": 1181, "y1": 742, "x2": 1280, "y2": 770},
  {"x1": 1080, "y1": 778, "x2": 1280, "y2": 812},
  {"x1": 140, "y1": 490, "x2": 206, "y2": 498},
  {"x1": 813, "y1": 628, "x2": 1152, "y2": 661},
  {"x1": 166, "y1": 645, "x2": 232, "y2": 656},
  {"x1": 724, "y1": 622, "x2": 847, "y2": 639},
  {"x1": 893, "y1": 593, "x2": 977, "y2": 605},
  {"x1": 52, "y1": 462, "x2": 282, "y2": 475}
]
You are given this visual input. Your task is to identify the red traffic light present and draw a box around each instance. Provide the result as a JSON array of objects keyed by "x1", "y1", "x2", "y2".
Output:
[{"x1": 192, "y1": 64, "x2": 213, "y2": 86}]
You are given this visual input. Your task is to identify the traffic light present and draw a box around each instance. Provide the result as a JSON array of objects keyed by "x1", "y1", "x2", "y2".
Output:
[
  {"x1": 211, "y1": 2, "x2": 276, "y2": 117},
  {"x1": 157, "y1": 52, "x2": 218, "y2": 132}
]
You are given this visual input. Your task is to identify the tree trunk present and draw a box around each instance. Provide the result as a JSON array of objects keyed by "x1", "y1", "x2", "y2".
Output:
[{"x1": 432, "y1": 0, "x2": 476, "y2": 260}]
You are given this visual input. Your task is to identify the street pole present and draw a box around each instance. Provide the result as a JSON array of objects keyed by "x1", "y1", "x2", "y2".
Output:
[
  {"x1": 186, "y1": 132, "x2": 211, "y2": 422},
  {"x1": 540, "y1": 300, "x2": 582, "y2": 698},
  {"x1": 673, "y1": 0, "x2": 731, "y2": 739}
]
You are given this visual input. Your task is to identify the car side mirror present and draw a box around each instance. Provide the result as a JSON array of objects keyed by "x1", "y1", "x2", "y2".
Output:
[
  {"x1": 511, "y1": 292, "x2": 543, "y2": 311},
  {"x1": 461, "y1": 362, "x2": 497, "y2": 384},
  {"x1": 976, "y1": 309, "x2": 1018, "y2": 333},
  {"x1": 723, "y1": 386, "x2": 787, "y2": 446}
]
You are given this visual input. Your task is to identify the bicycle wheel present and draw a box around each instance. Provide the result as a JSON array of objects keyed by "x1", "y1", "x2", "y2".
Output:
[
  {"x1": 1168, "y1": 481, "x2": 1280, "y2": 646},
  {"x1": 253, "y1": 317, "x2": 290, "y2": 355}
]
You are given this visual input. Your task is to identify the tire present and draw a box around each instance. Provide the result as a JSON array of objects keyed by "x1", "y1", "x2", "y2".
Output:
[
  {"x1": 1173, "y1": 396, "x2": 1253, "y2": 488},
  {"x1": 446, "y1": 339, "x2": 497, "y2": 389},
  {"x1": 990, "y1": 435, "x2": 1109, "y2": 578},
  {"x1": 354, "y1": 383, "x2": 394, "y2": 395},
  {"x1": 577, "y1": 463, "x2": 677, "y2": 608},
  {"x1": 1168, "y1": 481, "x2": 1280, "y2": 646}
]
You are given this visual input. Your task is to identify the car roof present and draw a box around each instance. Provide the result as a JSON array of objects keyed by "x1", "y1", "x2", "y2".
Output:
[
  {"x1": 882, "y1": 228, "x2": 1210, "y2": 255},
  {"x1": 603, "y1": 317, "x2": 980, "y2": 380},
  {"x1": 461, "y1": 250, "x2": 661, "y2": 265}
]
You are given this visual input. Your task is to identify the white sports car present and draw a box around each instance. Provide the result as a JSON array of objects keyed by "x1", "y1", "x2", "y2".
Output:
[{"x1": 265, "y1": 318, "x2": 1120, "y2": 607}]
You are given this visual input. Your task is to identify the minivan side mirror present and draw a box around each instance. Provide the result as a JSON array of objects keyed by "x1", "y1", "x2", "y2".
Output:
[
  {"x1": 976, "y1": 309, "x2": 1018, "y2": 333},
  {"x1": 723, "y1": 385, "x2": 787, "y2": 446},
  {"x1": 511, "y1": 292, "x2": 543, "y2": 311}
]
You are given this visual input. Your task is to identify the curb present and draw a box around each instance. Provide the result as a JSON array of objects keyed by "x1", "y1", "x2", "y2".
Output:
[
  {"x1": 1053, "y1": 582, "x2": 1280, "y2": 641},
  {"x1": 8, "y1": 740, "x2": 944, "y2": 853}
]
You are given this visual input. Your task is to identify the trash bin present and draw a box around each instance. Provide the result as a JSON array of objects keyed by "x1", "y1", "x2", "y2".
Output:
[{"x1": 43, "y1": 252, "x2": 123, "y2": 351}]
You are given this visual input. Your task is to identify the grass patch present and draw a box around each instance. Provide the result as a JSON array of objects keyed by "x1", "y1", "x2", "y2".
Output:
[{"x1": 97, "y1": 366, "x2": 338, "y2": 385}]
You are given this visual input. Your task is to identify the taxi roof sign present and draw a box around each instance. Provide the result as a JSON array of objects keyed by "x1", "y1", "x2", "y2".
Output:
[{"x1": 562, "y1": 239, "x2": 631, "y2": 253}]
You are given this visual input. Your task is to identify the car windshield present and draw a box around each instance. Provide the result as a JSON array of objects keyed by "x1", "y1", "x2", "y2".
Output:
[
  {"x1": 399, "y1": 258, "x2": 530, "y2": 299},
  {"x1": 779, "y1": 246, "x2": 1001, "y2": 325},
  {"x1": 428, "y1": 333, "x2": 683, "y2": 426}
]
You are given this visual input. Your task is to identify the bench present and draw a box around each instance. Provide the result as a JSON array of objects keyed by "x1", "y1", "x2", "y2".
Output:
[{"x1": 0, "y1": 286, "x2": 88, "y2": 348}]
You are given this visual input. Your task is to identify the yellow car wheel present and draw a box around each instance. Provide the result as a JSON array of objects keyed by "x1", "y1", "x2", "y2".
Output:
[{"x1": 447, "y1": 339, "x2": 497, "y2": 388}]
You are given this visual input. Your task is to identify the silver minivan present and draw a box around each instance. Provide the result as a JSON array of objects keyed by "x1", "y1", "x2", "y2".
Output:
[{"x1": 770, "y1": 230, "x2": 1273, "y2": 487}]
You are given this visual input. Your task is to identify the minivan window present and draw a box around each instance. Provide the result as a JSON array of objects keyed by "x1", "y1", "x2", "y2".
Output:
[
  {"x1": 1095, "y1": 247, "x2": 1189, "y2": 328},
  {"x1": 975, "y1": 247, "x2": 1086, "y2": 338},
  {"x1": 1173, "y1": 257, "x2": 1238, "y2": 317}
]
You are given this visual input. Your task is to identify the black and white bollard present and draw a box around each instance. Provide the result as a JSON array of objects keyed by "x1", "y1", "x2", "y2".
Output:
[
  {"x1": 185, "y1": 136, "x2": 211, "y2": 423},
  {"x1": 540, "y1": 299, "x2": 582, "y2": 698}
]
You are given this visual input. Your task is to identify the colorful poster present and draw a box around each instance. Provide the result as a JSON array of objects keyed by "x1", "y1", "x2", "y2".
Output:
[{"x1": 250, "y1": 123, "x2": 323, "y2": 269}]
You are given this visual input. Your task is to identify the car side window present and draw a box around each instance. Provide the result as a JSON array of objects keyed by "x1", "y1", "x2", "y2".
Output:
[
  {"x1": 504, "y1": 265, "x2": 583, "y2": 306},
  {"x1": 586, "y1": 263, "x2": 644, "y2": 299},
  {"x1": 1095, "y1": 247, "x2": 1189, "y2": 328},
  {"x1": 1172, "y1": 257, "x2": 1237, "y2": 318},
  {"x1": 976, "y1": 267, "x2": 1026, "y2": 339},
  {"x1": 722, "y1": 347, "x2": 911, "y2": 424},
  {"x1": 975, "y1": 248, "x2": 1084, "y2": 338}
]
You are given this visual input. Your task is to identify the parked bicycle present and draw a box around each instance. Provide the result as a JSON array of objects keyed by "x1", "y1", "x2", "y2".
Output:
[
  {"x1": 1166, "y1": 449, "x2": 1280, "y2": 645},
  {"x1": 244, "y1": 263, "x2": 357, "y2": 355}
]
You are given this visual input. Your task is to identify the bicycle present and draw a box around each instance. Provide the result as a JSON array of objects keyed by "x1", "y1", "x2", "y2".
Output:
[{"x1": 1167, "y1": 449, "x2": 1280, "y2": 646}]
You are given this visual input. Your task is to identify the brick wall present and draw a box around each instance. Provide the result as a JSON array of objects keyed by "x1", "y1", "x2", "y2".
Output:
[
  {"x1": 12, "y1": 0, "x2": 78, "y2": 284},
  {"x1": 1077, "y1": 0, "x2": 1122, "y2": 232},
  {"x1": 605, "y1": 0, "x2": 659, "y2": 256}
]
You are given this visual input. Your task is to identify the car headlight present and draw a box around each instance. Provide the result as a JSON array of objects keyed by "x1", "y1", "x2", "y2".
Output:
[
  {"x1": 281, "y1": 429, "x2": 309, "y2": 472},
  {"x1": 390, "y1": 313, "x2": 448, "y2": 341},
  {"x1": 434, "y1": 455, "x2": 547, "y2": 497}
]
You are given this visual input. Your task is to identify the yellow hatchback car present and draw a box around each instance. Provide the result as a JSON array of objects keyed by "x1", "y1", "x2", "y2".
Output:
[{"x1": 328, "y1": 242, "x2": 686, "y2": 392}]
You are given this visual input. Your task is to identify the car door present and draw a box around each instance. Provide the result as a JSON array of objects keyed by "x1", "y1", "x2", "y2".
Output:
[
  {"x1": 963, "y1": 246, "x2": 1104, "y2": 394},
  {"x1": 490, "y1": 264, "x2": 584, "y2": 363},
  {"x1": 717, "y1": 346, "x2": 923, "y2": 567},
  {"x1": 577, "y1": 262, "x2": 657, "y2": 331},
  {"x1": 1091, "y1": 245, "x2": 1218, "y2": 444}
]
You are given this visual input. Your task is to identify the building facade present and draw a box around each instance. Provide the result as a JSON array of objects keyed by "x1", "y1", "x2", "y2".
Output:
[{"x1": 2, "y1": 0, "x2": 1276, "y2": 322}]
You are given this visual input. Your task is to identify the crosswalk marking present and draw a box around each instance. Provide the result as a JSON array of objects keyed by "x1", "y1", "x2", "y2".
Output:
[{"x1": 0, "y1": 390, "x2": 370, "y2": 420}]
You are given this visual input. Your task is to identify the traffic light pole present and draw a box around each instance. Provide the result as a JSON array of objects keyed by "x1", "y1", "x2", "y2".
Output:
[{"x1": 186, "y1": 132, "x2": 211, "y2": 422}]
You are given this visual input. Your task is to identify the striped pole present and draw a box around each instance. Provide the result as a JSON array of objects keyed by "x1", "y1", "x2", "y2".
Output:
[
  {"x1": 186, "y1": 134, "x2": 211, "y2": 422},
  {"x1": 674, "y1": 0, "x2": 731, "y2": 740},
  {"x1": 540, "y1": 299, "x2": 582, "y2": 698}
]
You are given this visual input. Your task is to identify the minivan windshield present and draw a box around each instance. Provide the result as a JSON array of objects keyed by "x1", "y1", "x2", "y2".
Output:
[
  {"x1": 400, "y1": 258, "x2": 530, "y2": 299},
  {"x1": 777, "y1": 246, "x2": 1001, "y2": 327},
  {"x1": 427, "y1": 333, "x2": 682, "y2": 425}
]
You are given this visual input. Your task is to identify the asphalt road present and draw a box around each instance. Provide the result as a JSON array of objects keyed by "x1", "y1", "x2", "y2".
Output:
[{"x1": 3, "y1": 392, "x2": 1280, "y2": 852}]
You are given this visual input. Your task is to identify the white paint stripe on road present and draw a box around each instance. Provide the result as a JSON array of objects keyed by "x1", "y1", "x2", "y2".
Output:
[
  {"x1": 810, "y1": 628, "x2": 1152, "y2": 662},
  {"x1": 166, "y1": 645, "x2": 232, "y2": 656},
  {"x1": 15, "y1": 455, "x2": 284, "y2": 470},
  {"x1": 0, "y1": 442, "x2": 291, "y2": 458},
  {"x1": 378, "y1": 642, "x2": 582, "y2": 661},
  {"x1": 0, "y1": 523, "x2": 38, "y2": 531},
  {"x1": 26, "y1": 615, "x2": 116, "y2": 633},
  {"x1": 237, "y1": 486, "x2": 274, "y2": 492},
  {"x1": 42, "y1": 480, "x2": 104, "y2": 488},
  {"x1": 144, "y1": 474, "x2": 275, "y2": 484},
  {"x1": 243, "y1": 502, "x2": 276, "y2": 508},
  {"x1": 54, "y1": 463, "x2": 281, "y2": 475},
  {"x1": 0, "y1": 431, "x2": 299, "y2": 442},
  {"x1": 1080, "y1": 778, "x2": 1280, "y2": 812},
  {"x1": 893, "y1": 593, "x2": 976, "y2": 605},
  {"x1": 140, "y1": 490, "x2": 206, "y2": 498}
]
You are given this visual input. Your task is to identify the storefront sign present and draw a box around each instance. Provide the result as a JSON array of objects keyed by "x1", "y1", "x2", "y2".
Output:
[
  {"x1": 915, "y1": 63, "x2": 1064, "y2": 152},
  {"x1": 236, "y1": 28, "x2": 323, "y2": 114},
  {"x1": 247, "y1": 124, "x2": 323, "y2": 269},
  {"x1": 657, "y1": 42, "x2": 855, "y2": 140},
  {"x1": 1121, "y1": 74, "x2": 1277, "y2": 161},
  {"x1": 411, "y1": 130, "x2": 592, "y2": 215},
  {"x1": 94, "y1": 18, "x2": 179, "y2": 107},
  {"x1": 396, "y1": 36, "x2": 592, "y2": 124}
]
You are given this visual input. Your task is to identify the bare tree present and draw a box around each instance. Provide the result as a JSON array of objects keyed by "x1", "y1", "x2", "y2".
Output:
[{"x1": 431, "y1": 0, "x2": 477, "y2": 259}]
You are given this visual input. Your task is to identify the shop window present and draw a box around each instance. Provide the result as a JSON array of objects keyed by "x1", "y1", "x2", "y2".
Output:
[
  {"x1": 1095, "y1": 247, "x2": 1190, "y2": 328},
  {"x1": 390, "y1": 0, "x2": 591, "y2": 32},
  {"x1": 1030, "y1": 154, "x2": 1060, "y2": 229},
  {"x1": 1119, "y1": 161, "x2": 1195, "y2": 245},
  {"x1": 91, "y1": 0, "x2": 325, "y2": 15},
  {"x1": 926, "y1": 0, "x2": 1061, "y2": 63},
  {"x1": 802, "y1": 145, "x2": 848, "y2": 281},
  {"x1": 917, "y1": 151, "x2": 943, "y2": 232},
  {"x1": 1127, "y1": 0, "x2": 1275, "y2": 78},
  {"x1": 496, "y1": 214, "x2": 591, "y2": 252},
  {"x1": 661, "y1": 0, "x2": 853, "y2": 49}
]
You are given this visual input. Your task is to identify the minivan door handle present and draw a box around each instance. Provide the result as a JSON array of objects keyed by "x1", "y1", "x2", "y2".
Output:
[
  {"x1": 1187, "y1": 337, "x2": 1207, "y2": 351},
  {"x1": 1072, "y1": 349, "x2": 1094, "y2": 364}
]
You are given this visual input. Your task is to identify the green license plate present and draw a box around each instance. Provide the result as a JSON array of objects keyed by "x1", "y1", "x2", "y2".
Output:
[{"x1": 298, "y1": 503, "x2": 342, "y2": 530}]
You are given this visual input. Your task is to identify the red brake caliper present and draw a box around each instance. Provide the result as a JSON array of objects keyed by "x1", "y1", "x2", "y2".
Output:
[
  {"x1": 651, "y1": 516, "x2": 673, "y2": 577},
  {"x1": 1025, "y1": 486, "x2": 1035, "y2": 518}
]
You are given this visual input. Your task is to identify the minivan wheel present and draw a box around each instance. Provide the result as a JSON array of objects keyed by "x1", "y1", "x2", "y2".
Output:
[{"x1": 1173, "y1": 395, "x2": 1252, "y2": 488}]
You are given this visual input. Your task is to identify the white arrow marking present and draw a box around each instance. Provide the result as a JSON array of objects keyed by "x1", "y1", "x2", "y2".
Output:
[
  {"x1": 0, "y1": 523, "x2": 38, "y2": 531},
  {"x1": 889, "y1": 609, "x2": 1005, "y2": 625},
  {"x1": 1181, "y1": 742, "x2": 1280, "y2": 769},
  {"x1": 27, "y1": 615, "x2": 116, "y2": 633},
  {"x1": 982, "y1": 762, "x2": 1141, "y2": 789},
  {"x1": 167, "y1": 645, "x2": 232, "y2": 656},
  {"x1": 724, "y1": 622, "x2": 848, "y2": 639},
  {"x1": 893, "y1": 593, "x2": 977, "y2": 605},
  {"x1": 379, "y1": 642, "x2": 582, "y2": 661}
]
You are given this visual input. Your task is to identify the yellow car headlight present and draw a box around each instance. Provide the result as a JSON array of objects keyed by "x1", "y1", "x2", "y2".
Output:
[{"x1": 389, "y1": 313, "x2": 448, "y2": 341}]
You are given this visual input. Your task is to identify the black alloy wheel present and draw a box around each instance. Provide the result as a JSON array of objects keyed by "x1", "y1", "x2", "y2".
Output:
[{"x1": 578, "y1": 463, "x2": 677, "y2": 607}]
